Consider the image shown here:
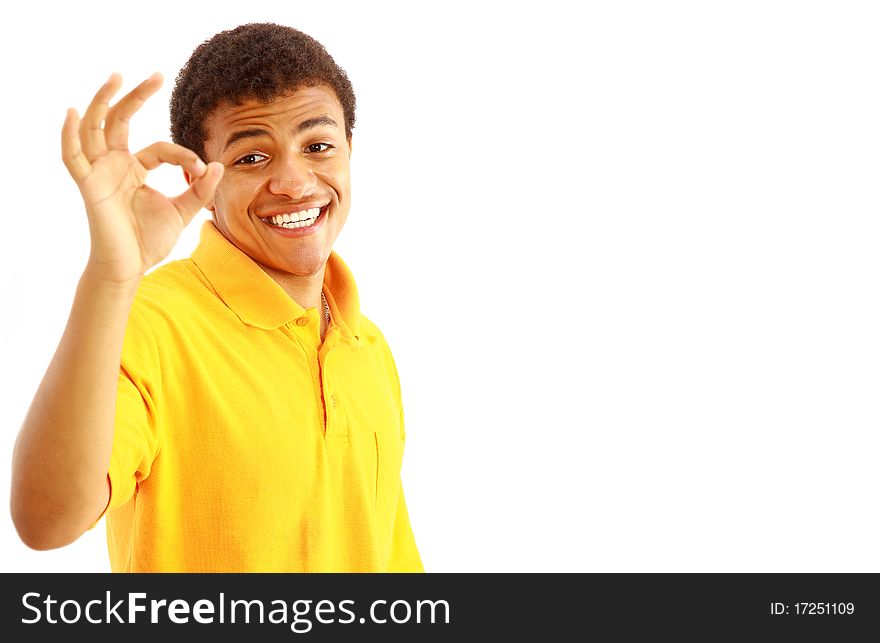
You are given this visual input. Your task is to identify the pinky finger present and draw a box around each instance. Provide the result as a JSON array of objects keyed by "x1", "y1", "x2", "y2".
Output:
[{"x1": 61, "y1": 108, "x2": 91, "y2": 182}]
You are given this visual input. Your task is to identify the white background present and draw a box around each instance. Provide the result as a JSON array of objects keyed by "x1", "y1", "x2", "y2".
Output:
[{"x1": 1, "y1": 0, "x2": 878, "y2": 572}]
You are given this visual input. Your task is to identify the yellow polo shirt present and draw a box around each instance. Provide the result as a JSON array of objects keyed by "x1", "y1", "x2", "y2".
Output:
[{"x1": 102, "y1": 220, "x2": 423, "y2": 572}]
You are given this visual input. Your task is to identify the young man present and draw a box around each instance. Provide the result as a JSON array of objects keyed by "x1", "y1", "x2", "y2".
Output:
[{"x1": 10, "y1": 23, "x2": 423, "y2": 572}]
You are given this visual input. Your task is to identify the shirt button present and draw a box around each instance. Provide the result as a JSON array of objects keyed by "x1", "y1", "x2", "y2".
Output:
[{"x1": 296, "y1": 318, "x2": 309, "y2": 327}]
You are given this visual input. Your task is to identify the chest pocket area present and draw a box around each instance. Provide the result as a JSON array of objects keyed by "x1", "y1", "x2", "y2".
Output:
[{"x1": 324, "y1": 346, "x2": 403, "y2": 440}]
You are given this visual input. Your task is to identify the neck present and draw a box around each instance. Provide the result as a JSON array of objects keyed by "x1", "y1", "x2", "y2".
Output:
[{"x1": 259, "y1": 264, "x2": 326, "y2": 313}]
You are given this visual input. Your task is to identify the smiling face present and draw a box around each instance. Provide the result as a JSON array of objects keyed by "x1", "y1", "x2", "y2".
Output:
[{"x1": 201, "y1": 85, "x2": 352, "y2": 280}]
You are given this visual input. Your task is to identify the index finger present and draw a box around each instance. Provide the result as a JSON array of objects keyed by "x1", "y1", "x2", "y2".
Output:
[{"x1": 134, "y1": 141, "x2": 206, "y2": 175}]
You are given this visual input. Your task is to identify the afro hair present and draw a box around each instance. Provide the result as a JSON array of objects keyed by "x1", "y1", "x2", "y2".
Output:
[{"x1": 170, "y1": 23, "x2": 356, "y2": 162}]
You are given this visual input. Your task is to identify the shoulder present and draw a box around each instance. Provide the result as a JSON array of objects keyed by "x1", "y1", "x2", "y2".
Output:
[
  {"x1": 123, "y1": 258, "x2": 211, "y2": 356},
  {"x1": 358, "y1": 314, "x2": 387, "y2": 344},
  {"x1": 356, "y1": 314, "x2": 398, "y2": 361},
  {"x1": 355, "y1": 313, "x2": 403, "y2": 387},
  {"x1": 130, "y1": 258, "x2": 209, "y2": 323}
]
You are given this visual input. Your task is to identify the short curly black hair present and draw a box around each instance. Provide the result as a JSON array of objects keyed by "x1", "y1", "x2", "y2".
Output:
[{"x1": 170, "y1": 23, "x2": 356, "y2": 162}]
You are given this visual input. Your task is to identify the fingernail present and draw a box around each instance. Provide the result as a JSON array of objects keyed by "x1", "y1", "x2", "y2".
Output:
[{"x1": 195, "y1": 159, "x2": 207, "y2": 174}]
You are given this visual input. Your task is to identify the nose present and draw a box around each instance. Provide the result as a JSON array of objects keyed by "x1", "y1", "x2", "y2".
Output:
[{"x1": 267, "y1": 151, "x2": 318, "y2": 198}]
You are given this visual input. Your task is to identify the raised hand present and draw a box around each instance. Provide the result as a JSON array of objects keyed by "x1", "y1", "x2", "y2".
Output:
[{"x1": 61, "y1": 73, "x2": 223, "y2": 287}]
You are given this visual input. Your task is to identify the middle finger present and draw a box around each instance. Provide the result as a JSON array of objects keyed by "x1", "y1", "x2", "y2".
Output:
[{"x1": 105, "y1": 73, "x2": 164, "y2": 152}]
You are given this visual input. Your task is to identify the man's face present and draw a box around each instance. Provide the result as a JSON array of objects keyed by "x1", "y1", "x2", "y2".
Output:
[{"x1": 201, "y1": 85, "x2": 351, "y2": 278}]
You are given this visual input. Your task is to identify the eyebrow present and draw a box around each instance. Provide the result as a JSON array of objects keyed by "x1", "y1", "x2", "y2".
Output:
[{"x1": 222, "y1": 115, "x2": 340, "y2": 152}]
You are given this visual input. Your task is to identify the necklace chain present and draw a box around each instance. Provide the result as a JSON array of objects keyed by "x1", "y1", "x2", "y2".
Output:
[{"x1": 320, "y1": 291, "x2": 331, "y2": 330}]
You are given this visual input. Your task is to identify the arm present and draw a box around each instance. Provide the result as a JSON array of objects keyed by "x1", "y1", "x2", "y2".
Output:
[{"x1": 10, "y1": 73, "x2": 222, "y2": 550}]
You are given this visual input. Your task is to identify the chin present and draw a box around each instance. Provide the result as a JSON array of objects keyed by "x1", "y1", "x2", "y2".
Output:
[{"x1": 283, "y1": 250, "x2": 330, "y2": 276}]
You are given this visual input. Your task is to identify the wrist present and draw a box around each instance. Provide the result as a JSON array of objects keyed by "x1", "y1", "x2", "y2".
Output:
[{"x1": 81, "y1": 261, "x2": 143, "y2": 297}]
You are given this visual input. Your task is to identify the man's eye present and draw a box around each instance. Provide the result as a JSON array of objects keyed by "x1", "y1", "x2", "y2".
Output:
[
  {"x1": 307, "y1": 143, "x2": 332, "y2": 154},
  {"x1": 236, "y1": 153, "x2": 267, "y2": 165}
]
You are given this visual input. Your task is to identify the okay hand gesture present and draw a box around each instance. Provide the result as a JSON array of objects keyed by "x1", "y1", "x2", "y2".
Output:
[{"x1": 62, "y1": 73, "x2": 223, "y2": 287}]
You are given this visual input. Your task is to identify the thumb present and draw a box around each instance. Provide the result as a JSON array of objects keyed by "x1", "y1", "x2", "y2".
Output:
[{"x1": 171, "y1": 162, "x2": 224, "y2": 225}]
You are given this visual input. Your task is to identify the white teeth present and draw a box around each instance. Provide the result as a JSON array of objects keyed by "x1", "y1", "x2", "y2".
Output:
[{"x1": 266, "y1": 207, "x2": 324, "y2": 227}]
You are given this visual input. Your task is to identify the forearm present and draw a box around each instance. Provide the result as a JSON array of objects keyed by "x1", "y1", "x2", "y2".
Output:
[{"x1": 11, "y1": 266, "x2": 141, "y2": 549}]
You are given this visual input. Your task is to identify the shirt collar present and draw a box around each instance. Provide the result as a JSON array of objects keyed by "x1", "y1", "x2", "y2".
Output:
[{"x1": 191, "y1": 220, "x2": 361, "y2": 338}]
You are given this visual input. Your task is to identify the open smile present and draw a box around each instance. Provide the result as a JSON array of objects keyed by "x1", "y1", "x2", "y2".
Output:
[{"x1": 257, "y1": 203, "x2": 329, "y2": 236}]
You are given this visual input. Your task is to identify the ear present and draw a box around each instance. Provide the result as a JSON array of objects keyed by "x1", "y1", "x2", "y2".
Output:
[{"x1": 183, "y1": 169, "x2": 216, "y2": 213}]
